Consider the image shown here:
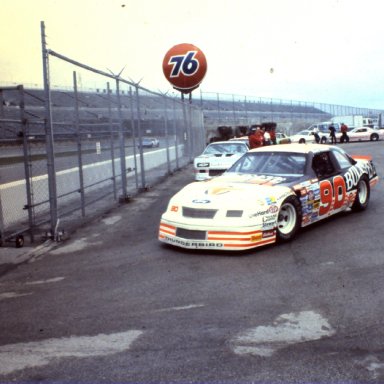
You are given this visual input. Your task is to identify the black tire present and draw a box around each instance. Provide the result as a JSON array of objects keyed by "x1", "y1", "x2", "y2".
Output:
[
  {"x1": 15, "y1": 235, "x2": 24, "y2": 248},
  {"x1": 321, "y1": 136, "x2": 327, "y2": 144},
  {"x1": 299, "y1": 138, "x2": 305, "y2": 144},
  {"x1": 351, "y1": 175, "x2": 370, "y2": 211},
  {"x1": 276, "y1": 195, "x2": 302, "y2": 242},
  {"x1": 370, "y1": 133, "x2": 379, "y2": 141}
]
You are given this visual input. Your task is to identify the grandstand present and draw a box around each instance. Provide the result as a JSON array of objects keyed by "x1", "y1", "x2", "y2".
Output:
[{"x1": 0, "y1": 86, "x2": 330, "y2": 141}]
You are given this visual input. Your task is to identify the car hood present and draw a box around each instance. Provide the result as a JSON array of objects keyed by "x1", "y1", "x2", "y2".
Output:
[{"x1": 171, "y1": 173, "x2": 293, "y2": 209}]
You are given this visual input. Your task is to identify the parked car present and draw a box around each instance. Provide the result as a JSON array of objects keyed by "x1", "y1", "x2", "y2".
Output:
[
  {"x1": 193, "y1": 140, "x2": 249, "y2": 181},
  {"x1": 138, "y1": 137, "x2": 160, "y2": 148},
  {"x1": 275, "y1": 132, "x2": 291, "y2": 144},
  {"x1": 290, "y1": 130, "x2": 319, "y2": 144},
  {"x1": 337, "y1": 127, "x2": 383, "y2": 143},
  {"x1": 159, "y1": 143, "x2": 378, "y2": 251}
]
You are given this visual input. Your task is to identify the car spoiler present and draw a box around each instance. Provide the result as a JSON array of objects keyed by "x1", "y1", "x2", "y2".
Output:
[{"x1": 351, "y1": 155, "x2": 372, "y2": 161}]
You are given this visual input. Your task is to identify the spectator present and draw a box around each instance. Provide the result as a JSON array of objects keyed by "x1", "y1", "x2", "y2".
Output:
[
  {"x1": 263, "y1": 128, "x2": 271, "y2": 146},
  {"x1": 340, "y1": 122, "x2": 349, "y2": 143},
  {"x1": 329, "y1": 124, "x2": 337, "y2": 144},
  {"x1": 248, "y1": 125, "x2": 264, "y2": 149},
  {"x1": 313, "y1": 127, "x2": 320, "y2": 143}
]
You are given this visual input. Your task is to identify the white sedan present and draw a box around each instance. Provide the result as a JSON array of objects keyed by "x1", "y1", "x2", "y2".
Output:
[
  {"x1": 337, "y1": 127, "x2": 383, "y2": 143},
  {"x1": 193, "y1": 140, "x2": 249, "y2": 181},
  {"x1": 290, "y1": 129, "x2": 328, "y2": 144}
]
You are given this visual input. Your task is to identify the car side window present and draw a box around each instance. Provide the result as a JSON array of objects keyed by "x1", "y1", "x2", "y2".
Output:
[
  {"x1": 332, "y1": 149, "x2": 353, "y2": 169},
  {"x1": 312, "y1": 152, "x2": 335, "y2": 178}
]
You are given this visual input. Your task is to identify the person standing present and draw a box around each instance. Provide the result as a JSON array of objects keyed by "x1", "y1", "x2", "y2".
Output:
[
  {"x1": 340, "y1": 122, "x2": 349, "y2": 143},
  {"x1": 248, "y1": 125, "x2": 264, "y2": 149},
  {"x1": 329, "y1": 124, "x2": 337, "y2": 144},
  {"x1": 313, "y1": 126, "x2": 320, "y2": 143}
]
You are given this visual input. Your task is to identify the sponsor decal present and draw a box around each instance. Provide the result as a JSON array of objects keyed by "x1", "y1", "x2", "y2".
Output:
[
  {"x1": 262, "y1": 230, "x2": 275, "y2": 238},
  {"x1": 250, "y1": 233, "x2": 263, "y2": 242},
  {"x1": 208, "y1": 186, "x2": 242, "y2": 195},
  {"x1": 192, "y1": 199, "x2": 211, "y2": 204},
  {"x1": 263, "y1": 215, "x2": 276, "y2": 223},
  {"x1": 164, "y1": 236, "x2": 224, "y2": 248},
  {"x1": 268, "y1": 205, "x2": 279, "y2": 214},
  {"x1": 266, "y1": 197, "x2": 277, "y2": 205},
  {"x1": 343, "y1": 162, "x2": 375, "y2": 190},
  {"x1": 197, "y1": 162, "x2": 210, "y2": 167},
  {"x1": 246, "y1": 175, "x2": 286, "y2": 186}
]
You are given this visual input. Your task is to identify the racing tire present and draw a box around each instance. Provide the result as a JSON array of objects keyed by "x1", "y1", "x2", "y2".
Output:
[
  {"x1": 276, "y1": 195, "x2": 302, "y2": 242},
  {"x1": 15, "y1": 235, "x2": 24, "y2": 248},
  {"x1": 351, "y1": 175, "x2": 370, "y2": 212},
  {"x1": 370, "y1": 133, "x2": 379, "y2": 141},
  {"x1": 320, "y1": 137, "x2": 327, "y2": 144},
  {"x1": 299, "y1": 139, "x2": 305, "y2": 144}
]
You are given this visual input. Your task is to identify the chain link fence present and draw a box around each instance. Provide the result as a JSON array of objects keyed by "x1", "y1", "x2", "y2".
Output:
[{"x1": 0, "y1": 23, "x2": 204, "y2": 247}]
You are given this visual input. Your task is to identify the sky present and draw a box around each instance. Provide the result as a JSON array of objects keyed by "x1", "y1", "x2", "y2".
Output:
[{"x1": 1, "y1": 0, "x2": 384, "y2": 109}]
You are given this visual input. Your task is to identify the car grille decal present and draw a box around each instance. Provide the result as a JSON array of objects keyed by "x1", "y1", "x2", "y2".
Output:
[
  {"x1": 182, "y1": 207, "x2": 218, "y2": 218},
  {"x1": 176, "y1": 228, "x2": 206, "y2": 240}
]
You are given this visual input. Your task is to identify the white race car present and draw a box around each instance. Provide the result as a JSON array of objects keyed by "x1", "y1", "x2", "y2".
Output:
[
  {"x1": 159, "y1": 144, "x2": 378, "y2": 251},
  {"x1": 193, "y1": 140, "x2": 249, "y2": 181},
  {"x1": 337, "y1": 127, "x2": 383, "y2": 143},
  {"x1": 290, "y1": 129, "x2": 328, "y2": 144}
]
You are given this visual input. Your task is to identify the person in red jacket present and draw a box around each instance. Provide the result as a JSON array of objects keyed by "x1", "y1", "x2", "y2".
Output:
[
  {"x1": 340, "y1": 122, "x2": 349, "y2": 143},
  {"x1": 248, "y1": 125, "x2": 264, "y2": 149}
]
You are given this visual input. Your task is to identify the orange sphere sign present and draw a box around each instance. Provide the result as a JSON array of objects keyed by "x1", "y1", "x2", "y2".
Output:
[{"x1": 162, "y1": 43, "x2": 207, "y2": 93}]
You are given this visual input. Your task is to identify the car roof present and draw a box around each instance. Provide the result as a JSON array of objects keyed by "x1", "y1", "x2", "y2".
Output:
[{"x1": 248, "y1": 143, "x2": 333, "y2": 154}]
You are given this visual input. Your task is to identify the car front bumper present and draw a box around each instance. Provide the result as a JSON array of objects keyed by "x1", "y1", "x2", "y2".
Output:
[{"x1": 158, "y1": 219, "x2": 276, "y2": 251}]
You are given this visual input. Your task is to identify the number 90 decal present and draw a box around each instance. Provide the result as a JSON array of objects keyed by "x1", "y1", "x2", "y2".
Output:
[
  {"x1": 163, "y1": 43, "x2": 207, "y2": 93},
  {"x1": 319, "y1": 175, "x2": 349, "y2": 216}
]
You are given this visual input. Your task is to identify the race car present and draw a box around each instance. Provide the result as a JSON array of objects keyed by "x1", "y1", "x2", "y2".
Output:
[
  {"x1": 159, "y1": 144, "x2": 378, "y2": 251},
  {"x1": 290, "y1": 129, "x2": 328, "y2": 144},
  {"x1": 336, "y1": 127, "x2": 383, "y2": 143},
  {"x1": 193, "y1": 140, "x2": 249, "y2": 181}
]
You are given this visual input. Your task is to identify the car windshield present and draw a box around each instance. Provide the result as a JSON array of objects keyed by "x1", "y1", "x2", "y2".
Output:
[
  {"x1": 203, "y1": 143, "x2": 247, "y2": 155},
  {"x1": 227, "y1": 151, "x2": 307, "y2": 177}
]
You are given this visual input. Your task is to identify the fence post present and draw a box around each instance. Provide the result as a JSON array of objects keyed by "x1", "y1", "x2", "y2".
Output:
[
  {"x1": 41, "y1": 21, "x2": 58, "y2": 238},
  {"x1": 18, "y1": 85, "x2": 34, "y2": 243},
  {"x1": 106, "y1": 82, "x2": 117, "y2": 200},
  {"x1": 163, "y1": 96, "x2": 171, "y2": 174},
  {"x1": 115, "y1": 78, "x2": 128, "y2": 199},
  {"x1": 73, "y1": 71, "x2": 86, "y2": 217},
  {"x1": 135, "y1": 85, "x2": 146, "y2": 189},
  {"x1": 128, "y1": 87, "x2": 139, "y2": 190},
  {"x1": 172, "y1": 98, "x2": 179, "y2": 170}
]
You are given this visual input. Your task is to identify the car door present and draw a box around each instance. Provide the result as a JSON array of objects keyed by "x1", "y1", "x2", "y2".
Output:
[
  {"x1": 351, "y1": 128, "x2": 368, "y2": 141},
  {"x1": 311, "y1": 151, "x2": 347, "y2": 219}
]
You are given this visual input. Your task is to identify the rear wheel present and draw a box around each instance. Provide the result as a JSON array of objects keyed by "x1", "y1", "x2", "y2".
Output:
[
  {"x1": 351, "y1": 175, "x2": 370, "y2": 211},
  {"x1": 370, "y1": 133, "x2": 379, "y2": 141},
  {"x1": 299, "y1": 138, "x2": 305, "y2": 144},
  {"x1": 277, "y1": 196, "x2": 302, "y2": 242}
]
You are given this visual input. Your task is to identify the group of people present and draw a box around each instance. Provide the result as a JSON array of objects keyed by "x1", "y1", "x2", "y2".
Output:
[
  {"x1": 248, "y1": 124, "x2": 276, "y2": 149},
  {"x1": 313, "y1": 123, "x2": 349, "y2": 144},
  {"x1": 329, "y1": 122, "x2": 349, "y2": 144}
]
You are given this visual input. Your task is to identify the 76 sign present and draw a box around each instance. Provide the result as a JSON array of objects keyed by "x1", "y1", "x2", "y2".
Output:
[{"x1": 162, "y1": 43, "x2": 207, "y2": 93}]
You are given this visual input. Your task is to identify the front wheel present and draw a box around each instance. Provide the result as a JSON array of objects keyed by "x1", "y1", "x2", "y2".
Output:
[
  {"x1": 321, "y1": 136, "x2": 327, "y2": 144},
  {"x1": 299, "y1": 138, "x2": 305, "y2": 144},
  {"x1": 351, "y1": 175, "x2": 370, "y2": 211},
  {"x1": 276, "y1": 196, "x2": 302, "y2": 242}
]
